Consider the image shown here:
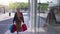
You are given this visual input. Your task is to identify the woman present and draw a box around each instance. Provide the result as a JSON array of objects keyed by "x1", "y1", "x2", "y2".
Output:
[
  {"x1": 43, "y1": 8, "x2": 56, "y2": 31},
  {"x1": 13, "y1": 8, "x2": 24, "y2": 34},
  {"x1": 46, "y1": 8, "x2": 56, "y2": 24}
]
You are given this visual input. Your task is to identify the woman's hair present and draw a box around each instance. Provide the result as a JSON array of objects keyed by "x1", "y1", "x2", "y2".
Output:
[
  {"x1": 16, "y1": 8, "x2": 20, "y2": 10},
  {"x1": 16, "y1": 7, "x2": 21, "y2": 12}
]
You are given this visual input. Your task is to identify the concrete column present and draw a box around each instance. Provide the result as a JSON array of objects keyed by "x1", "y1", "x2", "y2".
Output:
[
  {"x1": 28, "y1": 0, "x2": 30, "y2": 19},
  {"x1": 38, "y1": 0, "x2": 40, "y2": 34},
  {"x1": 30, "y1": 0, "x2": 33, "y2": 29},
  {"x1": 33, "y1": 0, "x2": 37, "y2": 28},
  {"x1": 30, "y1": 0, "x2": 37, "y2": 33}
]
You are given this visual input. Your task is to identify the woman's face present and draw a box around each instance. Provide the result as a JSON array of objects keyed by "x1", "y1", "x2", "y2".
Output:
[{"x1": 17, "y1": 8, "x2": 20, "y2": 12}]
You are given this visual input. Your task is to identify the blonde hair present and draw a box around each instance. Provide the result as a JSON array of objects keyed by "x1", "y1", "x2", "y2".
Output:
[{"x1": 16, "y1": 7, "x2": 20, "y2": 10}]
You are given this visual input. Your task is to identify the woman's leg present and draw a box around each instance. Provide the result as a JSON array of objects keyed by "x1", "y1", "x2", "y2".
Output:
[
  {"x1": 17, "y1": 31, "x2": 19, "y2": 34},
  {"x1": 16, "y1": 22, "x2": 21, "y2": 34},
  {"x1": 16, "y1": 22, "x2": 19, "y2": 34}
]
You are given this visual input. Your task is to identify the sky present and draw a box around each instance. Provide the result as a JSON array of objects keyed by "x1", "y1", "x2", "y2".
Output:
[{"x1": 0, "y1": 0, "x2": 58, "y2": 6}]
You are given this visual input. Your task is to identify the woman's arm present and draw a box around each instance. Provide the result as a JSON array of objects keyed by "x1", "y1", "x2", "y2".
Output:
[
  {"x1": 21, "y1": 13, "x2": 24, "y2": 23},
  {"x1": 13, "y1": 13, "x2": 16, "y2": 23}
]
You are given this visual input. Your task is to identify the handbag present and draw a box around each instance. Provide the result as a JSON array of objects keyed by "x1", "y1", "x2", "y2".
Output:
[
  {"x1": 21, "y1": 23, "x2": 27, "y2": 31},
  {"x1": 9, "y1": 24, "x2": 16, "y2": 33},
  {"x1": 19, "y1": 23, "x2": 27, "y2": 32}
]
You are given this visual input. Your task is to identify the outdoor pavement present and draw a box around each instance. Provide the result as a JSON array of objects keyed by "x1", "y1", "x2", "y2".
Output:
[
  {"x1": 0, "y1": 12, "x2": 47, "y2": 34},
  {"x1": 0, "y1": 13, "x2": 14, "y2": 21},
  {"x1": 39, "y1": 13, "x2": 60, "y2": 34}
]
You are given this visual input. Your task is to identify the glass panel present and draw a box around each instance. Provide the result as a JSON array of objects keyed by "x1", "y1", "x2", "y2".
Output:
[
  {"x1": 37, "y1": 0, "x2": 48, "y2": 34},
  {"x1": 0, "y1": 0, "x2": 33, "y2": 34}
]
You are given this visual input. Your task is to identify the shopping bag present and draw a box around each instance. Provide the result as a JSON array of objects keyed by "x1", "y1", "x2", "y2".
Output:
[
  {"x1": 13, "y1": 24, "x2": 17, "y2": 32},
  {"x1": 9, "y1": 24, "x2": 16, "y2": 33},
  {"x1": 9, "y1": 25, "x2": 13, "y2": 31},
  {"x1": 21, "y1": 23, "x2": 27, "y2": 31}
]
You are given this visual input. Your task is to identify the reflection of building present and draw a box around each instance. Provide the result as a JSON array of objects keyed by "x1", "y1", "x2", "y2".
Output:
[
  {"x1": 48, "y1": 0, "x2": 60, "y2": 14},
  {"x1": 48, "y1": 0, "x2": 60, "y2": 25},
  {"x1": 48, "y1": 0, "x2": 60, "y2": 34},
  {"x1": 0, "y1": 5, "x2": 9, "y2": 14}
]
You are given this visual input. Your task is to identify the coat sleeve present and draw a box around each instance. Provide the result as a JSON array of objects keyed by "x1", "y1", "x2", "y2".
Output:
[
  {"x1": 13, "y1": 12, "x2": 16, "y2": 23},
  {"x1": 21, "y1": 13, "x2": 24, "y2": 23}
]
